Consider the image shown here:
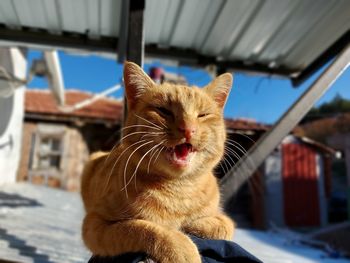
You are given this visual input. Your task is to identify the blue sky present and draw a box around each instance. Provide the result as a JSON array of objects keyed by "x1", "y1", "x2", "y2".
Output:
[{"x1": 27, "y1": 50, "x2": 350, "y2": 124}]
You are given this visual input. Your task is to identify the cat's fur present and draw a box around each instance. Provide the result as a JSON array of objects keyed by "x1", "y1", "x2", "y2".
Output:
[{"x1": 81, "y1": 62, "x2": 235, "y2": 263}]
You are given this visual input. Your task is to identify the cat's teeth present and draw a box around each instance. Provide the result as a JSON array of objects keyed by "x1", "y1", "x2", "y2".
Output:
[{"x1": 165, "y1": 143, "x2": 196, "y2": 168}]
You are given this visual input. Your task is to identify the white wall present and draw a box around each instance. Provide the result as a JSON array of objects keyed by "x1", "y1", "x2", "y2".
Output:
[
  {"x1": 316, "y1": 154, "x2": 328, "y2": 227},
  {"x1": 0, "y1": 48, "x2": 26, "y2": 184},
  {"x1": 264, "y1": 148, "x2": 285, "y2": 227}
]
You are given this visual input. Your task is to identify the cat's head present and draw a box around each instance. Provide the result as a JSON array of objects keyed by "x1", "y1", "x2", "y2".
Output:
[{"x1": 122, "y1": 61, "x2": 232, "y2": 179}]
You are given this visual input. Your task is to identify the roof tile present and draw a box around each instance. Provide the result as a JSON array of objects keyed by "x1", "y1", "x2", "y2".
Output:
[{"x1": 25, "y1": 90, "x2": 122, "y2": 123}]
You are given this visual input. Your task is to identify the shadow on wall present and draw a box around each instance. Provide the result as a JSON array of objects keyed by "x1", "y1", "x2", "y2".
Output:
[{"x1": 0, "y1": 95, "x2": 14, "y2": 138}]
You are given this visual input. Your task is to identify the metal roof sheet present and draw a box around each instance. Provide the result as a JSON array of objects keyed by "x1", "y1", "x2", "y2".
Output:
[{"x1": 0, "y1": 0, "x2": 349, "y2": 83}]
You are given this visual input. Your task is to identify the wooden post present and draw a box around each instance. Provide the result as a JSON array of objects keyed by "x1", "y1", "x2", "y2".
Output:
[{"x1": 118, "y1": 0, "x2": 145, "y2": 126}]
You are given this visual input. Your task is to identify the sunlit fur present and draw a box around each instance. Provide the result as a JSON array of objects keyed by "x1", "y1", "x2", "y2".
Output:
[{"x1": 81, "y1": 62, "x2": 235, "y2": 263}]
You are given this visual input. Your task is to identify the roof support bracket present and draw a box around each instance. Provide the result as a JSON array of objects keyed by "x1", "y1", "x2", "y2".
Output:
[{"x1": 220, "y1": 44, "x2": 350, "y2": 215}]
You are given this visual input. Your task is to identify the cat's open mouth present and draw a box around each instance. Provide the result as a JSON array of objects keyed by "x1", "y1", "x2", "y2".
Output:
[{"x1": 165, "y1": 143, "x2": 196, "y2": 168}]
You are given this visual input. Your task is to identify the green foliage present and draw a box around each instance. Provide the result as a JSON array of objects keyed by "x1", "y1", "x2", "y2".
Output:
[
  {"x1": 300, "y1": 94, "x2": 350, "y2": 143},
  {"x1": 308, "y1": 94, "x2": 350, "y2": 117}
]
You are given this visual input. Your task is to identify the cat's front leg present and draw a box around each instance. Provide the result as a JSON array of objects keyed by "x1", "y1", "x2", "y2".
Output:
[
  {"x1": 82, "y1": 212, "x2": 201, "y2": 263},
  {"x1": 182, "y1": 213, "x2": 235, "y2": 240}
]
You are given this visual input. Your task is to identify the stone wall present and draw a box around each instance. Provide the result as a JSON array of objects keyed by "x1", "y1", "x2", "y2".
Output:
[{"x1": 18, "y1": 122, "x2": 89, "y2": 191}]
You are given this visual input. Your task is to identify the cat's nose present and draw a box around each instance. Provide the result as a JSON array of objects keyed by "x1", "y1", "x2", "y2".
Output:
[{"x1": 178, "y1": 124, "x2": 196, "y2": 141}]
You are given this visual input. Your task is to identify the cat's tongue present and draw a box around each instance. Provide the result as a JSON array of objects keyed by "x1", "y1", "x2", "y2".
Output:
[
  {"x1": 175, "y1": 143, "x2": 191, "y2": 159},
  {"x1": 167, "y1": 143, "x2": 195, "y2": 168}
]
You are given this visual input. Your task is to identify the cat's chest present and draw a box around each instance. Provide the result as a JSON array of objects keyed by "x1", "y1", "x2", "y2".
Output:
[{"x1": 131, "y1": 189, "x2": 210, "y2": 227}]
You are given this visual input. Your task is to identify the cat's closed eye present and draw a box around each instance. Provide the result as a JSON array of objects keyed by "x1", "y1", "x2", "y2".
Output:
[
  {"x1": 156, "y1": 107, "x2": 173, "y2": 117},
  {"x1": 198, "y1": 113, "x2": 210, "y2": 118}
]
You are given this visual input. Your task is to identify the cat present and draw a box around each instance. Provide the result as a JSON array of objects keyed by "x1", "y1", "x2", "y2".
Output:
[{"x1": 81, "y1": 61, "x2": 235, "y2": 263}]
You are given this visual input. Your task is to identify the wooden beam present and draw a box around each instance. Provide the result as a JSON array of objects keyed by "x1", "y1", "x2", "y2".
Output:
[
  {"x1": 119, "y1": 0, "x2": 145, "y2": 125},
  {"x1": 117, "y1": 0, "x2": 130, "y2": 63},
  {"x1": 126, "y1": 0, "x2": 145, "y2": 66}
]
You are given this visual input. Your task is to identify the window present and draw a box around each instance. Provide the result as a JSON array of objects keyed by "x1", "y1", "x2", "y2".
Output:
[{"x1": 37, "y1": 136, "x2": 62, "y2": 170}]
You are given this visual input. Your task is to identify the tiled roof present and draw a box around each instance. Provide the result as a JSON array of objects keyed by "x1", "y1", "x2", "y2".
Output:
[
  {"x1": 225, "y1": 118, "x2": 269, "y2": 131},
  {"x1": 25, "y1": 89, "x2": 122, "y2": 123},
  {"x1": 25, "y1": 90, "x2": 270, "y2": 131}
]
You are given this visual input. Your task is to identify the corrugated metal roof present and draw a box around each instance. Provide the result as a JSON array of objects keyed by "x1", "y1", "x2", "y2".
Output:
[
  {"x1": 0, "y1": 0, "x2": 121, "y2": 37},
  {"x1": 0, "y1": 0, "x2": 349, "y2": 81},
  {"x1": 144, "y1": 0, "x2": 350, "y2": 71}
]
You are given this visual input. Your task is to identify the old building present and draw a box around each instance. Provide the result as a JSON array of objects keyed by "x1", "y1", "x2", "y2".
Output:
[
  {"x1": 18, "y1": 89, "x2": 122, "y2": 191},
  {"x1": 222, "y1": 121, "x2": 335, "y2": 229},
  {"x1": 298, "y1": 115, "x2": 350, "y2": 223},
  {"x1": 263, "y1": 135, "x2": 334, "y2": 228}
]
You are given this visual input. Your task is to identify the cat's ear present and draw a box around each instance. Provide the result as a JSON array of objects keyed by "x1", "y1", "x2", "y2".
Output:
[
  {"x1": 205, "y1": 73, "x2": 233, "y2": 108},
  {"x1": 123, "y1": 61, "x2": 155, "y2": 108}
]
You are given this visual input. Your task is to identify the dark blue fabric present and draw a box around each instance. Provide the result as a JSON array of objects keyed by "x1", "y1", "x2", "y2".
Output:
[{"x1": 88, "y1": 235, "x2": 262, "y2": 263}]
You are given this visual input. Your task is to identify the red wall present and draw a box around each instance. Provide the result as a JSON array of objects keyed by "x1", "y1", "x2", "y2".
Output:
[{"x1": 282, "y1": 143, "x2": 320, "y2": 227}]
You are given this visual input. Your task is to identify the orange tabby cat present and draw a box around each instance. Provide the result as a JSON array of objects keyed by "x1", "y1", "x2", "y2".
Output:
[{"x1": 81, "y1": 61, "x2": 235, "y2": 263}]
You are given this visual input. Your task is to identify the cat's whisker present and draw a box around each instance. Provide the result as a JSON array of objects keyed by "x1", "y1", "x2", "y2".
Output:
[
  {"x1": 104, "y1": 139, "x2": 148, "y2": 192},
  {"x1": 226, "y1": 134, "x2": 257, "y2": 167},
  {"x1": 150, "y1": 148, "x2": 162, "y2": 166},
  {"x1": 148, "y1": 145, "x2": 165, "y2": 175},
  {"x1": 216, "y1": 148, "x2": 228, "y2": 174},
  {"x1": 224, "y1": 146, "x2": 241, "y2": 161},
  {"x1": 147, "y1": 148, "x2": 158, "y2": 174},
  {"x1": 122, "y1": 124, "x2": 162, "y2": 131},
  {"x1": 219, "y1": 162, "x2": 227, "y2": 175},
  {"x1": 223, "y1": 147, "x2": 237, "y2": 167},
  {"x1": 222, "y1": 148, "x2": 236, "y2": 169},
  {"x1": 122, "y1": 140, "x2": 154, "y2": 198},
  {"x1": 222, "y1": 157, "x2": 230, "y2": 175},
  {"x1": 133, "y1": 142, "x2": 167, "y2": 188},
  {"x1": 157, "y1": 119, "x2": 168, "y2": 129},
  {"x1": 120, "y1": 131, "x2": 164, "y2": 142},
  {"x1": 147, "y1": 138, "x2": 167, "y2": 174},
  {"x1": 140, "y1": 132, "x2": 166, "y2": 141},
  {"x1": 226, "y1": 140, "x2": 256, "y2": 171},
  {"x1": 103, "y1": 129, "x2": 165, "y2": 178},
  {"x1": 225, "y1": 146, "x2": 250, "y2": 174},
  {"x1": 153, "y1": 145, "x2": 165, "y2": 165},
  {"x1": 226, "y1": 134, "x2": 260, "y2": 169},
  {"x1": 134, "y1": 114, "x2": 162, "y2": 130},
  {"x1": 226, "y1": 139, "x2": 248, "y2": 155},
  {"x1": 216, "y1": 144, "x2": 242, "y2": 176},
  {"x1": 126, "y1": 140, "x2": 166, "y2": 191},
  {"x1": 102, "y1": 126, "x2": 130, "y2": 168},
  {"x1": 224, "y1": 143, "x2": 256, "y2": 181},
  {"x1": 226, "y1": 141, "x2": 251, "y2": 167},
  {"x1": 227, "y1": 131, "x2": 256, "y2": 144}
]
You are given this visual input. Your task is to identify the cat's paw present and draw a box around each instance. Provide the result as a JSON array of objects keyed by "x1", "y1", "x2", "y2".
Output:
[
  {"x1": 183, "y1": 214, "x2": 235, "y2": 240},
  {"x1": 202, "y1": 221, "x2": 234, "y2": 240},
  {"x1": 156, "y1": 230, "x2": 201, "y2": 263}
]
